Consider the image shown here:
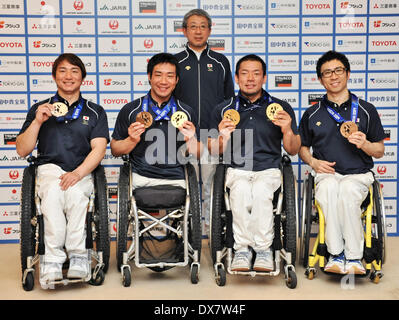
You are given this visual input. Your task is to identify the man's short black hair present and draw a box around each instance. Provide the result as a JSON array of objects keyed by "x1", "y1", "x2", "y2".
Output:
[
  {"x1": 52, "y1": 53, "x2": 86, "y2": 79},
  {"x1": 147, "y1": 53, "x2": 180, "y2": 78},
  {"x1": 316, "y1": 50, "x2": 351, "y2": 78},
  {"x1": 235, "y1": 54, "x2": 266, "y2": 76}
]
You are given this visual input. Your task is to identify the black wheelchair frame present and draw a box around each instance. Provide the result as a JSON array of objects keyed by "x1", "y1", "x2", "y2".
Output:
[
  {"x1": 209, "y1": 155, "x2": 298, "y2": 289},
  {"x1": 20, "y1": 157, "x2": 110, "y2": 291}
]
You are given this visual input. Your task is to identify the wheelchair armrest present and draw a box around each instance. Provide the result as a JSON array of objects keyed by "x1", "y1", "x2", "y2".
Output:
[
  {"x1": 281, "y1": 154, "x2": 292, "y2": 166},
  {"x1": 27, "y1": 156, "x2": 38, "y2": 166},
  {"x1": 121, "y1": 154, "x2": 129, "y2": 163}
]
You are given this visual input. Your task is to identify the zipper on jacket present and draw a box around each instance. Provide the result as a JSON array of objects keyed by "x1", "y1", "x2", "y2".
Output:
[{"x1": 197, "y1": 61, "x2": 201, "y2": 127}]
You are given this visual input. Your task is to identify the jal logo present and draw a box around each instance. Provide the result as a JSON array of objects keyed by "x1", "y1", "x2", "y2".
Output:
[
  {"x1": 74, "y1": 0, "x2": 84, "y2": 11},
  {"x1": 143, "y1": 39, "x2": 153, "y2": 49},
  {"x1": 109, "y1": 20, "x2": 119, "y2": 30},
  {"x1": 9, "y1": 170, "x2": 19, "y2": 180},
  {"x1": 104, "y1": 79, "x2": 112, "y2": 86},
  {"x1": 377, "y1": 165, "x2": 387, "y2": 175}
]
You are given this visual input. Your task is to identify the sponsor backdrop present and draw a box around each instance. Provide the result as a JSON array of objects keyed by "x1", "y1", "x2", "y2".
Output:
[{"x1": 0, "y1": 0, "x2": 398, "y2": 243}]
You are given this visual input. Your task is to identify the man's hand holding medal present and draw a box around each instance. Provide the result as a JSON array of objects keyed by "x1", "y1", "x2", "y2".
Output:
[
  {"x1": 267, "y1": 103, "x2": 293, "y2": 134},
  {"x1": 35, "y1": 101, "x2": 69, "y2": 124}
]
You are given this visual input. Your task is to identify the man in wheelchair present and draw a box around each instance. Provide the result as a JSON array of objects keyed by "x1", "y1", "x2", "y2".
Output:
[
  {"x1": 110, "y1": 52, "x2": 202, "y2": 186},
  {"x1": 299, "y1": 50, "x2": 386, "y2": 275},
  {"x1": 110, "y1": 53, "x2": 203, "y2": 284},
  {"x1": 207, "y1": 55, "x2": 301, "y2": 272},
  {"x1": 16, "y1": 54, "x2": 109, "y2": 288}
]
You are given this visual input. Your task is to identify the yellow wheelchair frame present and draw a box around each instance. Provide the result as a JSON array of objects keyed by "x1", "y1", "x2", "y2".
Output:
[{"x1": 302, "y1": 175, "x2": 386, "y2": 284}]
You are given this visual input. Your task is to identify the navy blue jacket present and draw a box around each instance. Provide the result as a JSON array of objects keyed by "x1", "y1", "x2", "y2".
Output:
[{"x1": 174, "y1": 44, "x2": 235, "y2": 131}]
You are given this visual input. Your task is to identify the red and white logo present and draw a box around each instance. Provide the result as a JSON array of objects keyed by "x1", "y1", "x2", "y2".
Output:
[
  {"x1": 144, "y1": 39, "x2": 153, "y2": 49},
  {"x1": 104, "y1": 79, "x2": 112, "y2": 86},
  {"x1": 9, "y1": 170, "x2": 19, "y2": 180},
  {"x1": 371, "y1": 40, "x2": 397, "y2": 47},
  {"x1": 3, "y1": 227, "x2": 11, "y2": 235},
  {"x1": 0, "y1": 41, "x2": 23, "y2": 48},
  {"x1": 109, "y1": 20, "x2": 119, "y2": 30},
  {"x1": 305, "y1": 3, "x2": 331, "y2": 10},
  {"x1": 377, "y1": 165, "x2": 387, "y2": 175},
  {"x1": 74, "y1": 0, "x2": 84, "y2": 11}
]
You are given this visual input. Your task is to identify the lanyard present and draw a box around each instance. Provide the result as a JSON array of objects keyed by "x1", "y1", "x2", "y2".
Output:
[
  {"x1": 53, "y1": 95, "x2": 84, "y2": 122},
  {"x1": 234, "y1": 93, "x2": 273, "y2": 112},
  {"x1": 325, "y1": 93, "x2": 359, "y2": 124},
  {"x1": 142, "y1": 94, "x2": 177, "y2": 121}
]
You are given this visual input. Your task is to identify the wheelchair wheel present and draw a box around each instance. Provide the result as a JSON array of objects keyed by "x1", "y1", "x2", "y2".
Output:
[
  {"x1": 89, "y1": 269, "x2": 105, "y2": 286},
  {"x1": 20, "y1": 165, "x2": 37, "y2": 286},
  {"x1": 215, "y1": 265, "x2": 226, "y2": 287},
  {"x1": 210, "y1": 164, "x2": 226, "y2": 264},
  {"x1": 116, "y1": 163, "x2": 130, "y2": 271},
  {"x1": 281, "y1": 159, "x2": 297, "y2": 265},
  {"x1": 372, "y1": 180, "x2": 386, "y2": 264},
  {"x1": 286, "y1": 269, "x2": 297, "y2": 289},
  {"x1": 187, "y1": 163, "x2": 202, "y2": 261},
  {"x1": 301, "y1": 174, "x2": 314, "y2": 268},
  {"x1": 93, "y1": 165, "x2": 110, "y2": 273},
  {"x1": 23, "y1": 271, "x2": 35, "y2": 291}
]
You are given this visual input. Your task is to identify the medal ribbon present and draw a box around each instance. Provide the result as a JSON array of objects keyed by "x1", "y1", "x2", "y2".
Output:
[
  {"x1": 325, "y1": 93, "x2": 359, "y2": 124},
  {"x1": 53, "y1": 95, "x2": 84, "y2": 122},
  {"x1": 234, "y1": 92, "x2": 273, "y2": 112},
  {"x1": 143, "y1": 94, "x2": 177, "y2": 121}
]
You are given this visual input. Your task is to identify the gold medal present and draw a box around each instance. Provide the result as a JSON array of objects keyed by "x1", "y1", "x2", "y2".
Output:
[
  {"x1": 223, "y1": 109, "x2": 240, "y2": 126},
  {"x1": 51, "y1": 102, "x2": 68, "y2": 117},
  {"x1": 171, "y1": 111, "x2": 188, "y2": 128},
  {"x1": 136, "y1": 111, "x2": 153, "y2": 128},
  {"x1": 266, "y1": 103, "x2": 283, "y2": 121},
  {"x1": 340, "y1": 121, "x2": 358, "y2": 138}
]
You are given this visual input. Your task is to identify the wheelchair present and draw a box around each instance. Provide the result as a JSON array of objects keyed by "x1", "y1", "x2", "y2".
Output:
[
  {"x1": 209, "y1": 155, "x2": 299, "y2": 289},
  {"x1": 20, "y1": 157, "x2": 110, "y2": 291},
  {"x1": 300, "y1": 171, "x2": 386, "y2": 283},
  {"x1": 116, "y1": 156, "x2": 202, "y2": 287}
]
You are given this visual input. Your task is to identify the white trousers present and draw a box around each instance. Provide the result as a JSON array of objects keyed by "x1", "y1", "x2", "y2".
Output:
[
  {"x1": 315, "y1": 171, "x2": 374, "y2": 259},
  {"x1": 36, "y1": 164, "x2": 93, "y2": 264},
  {"x1": 225, "y1": 167, "x2": 281, "y2": 252},
  {"x1": 132, "y1": 172, "x2": 186, "y2": 189}
]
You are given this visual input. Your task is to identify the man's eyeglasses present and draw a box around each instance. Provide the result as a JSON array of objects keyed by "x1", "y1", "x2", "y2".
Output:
[
  {"x1": 187, "y1": 25, "x2": 209, "y2": 31},
  {"x1": 321, "y1": 67, "x2": 347, "y2": 78}
]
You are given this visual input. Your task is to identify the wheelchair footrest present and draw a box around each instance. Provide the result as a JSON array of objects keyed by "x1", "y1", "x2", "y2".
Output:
[{"x1": 139, "y1": 257, "x2": 183, "y2": 265}]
